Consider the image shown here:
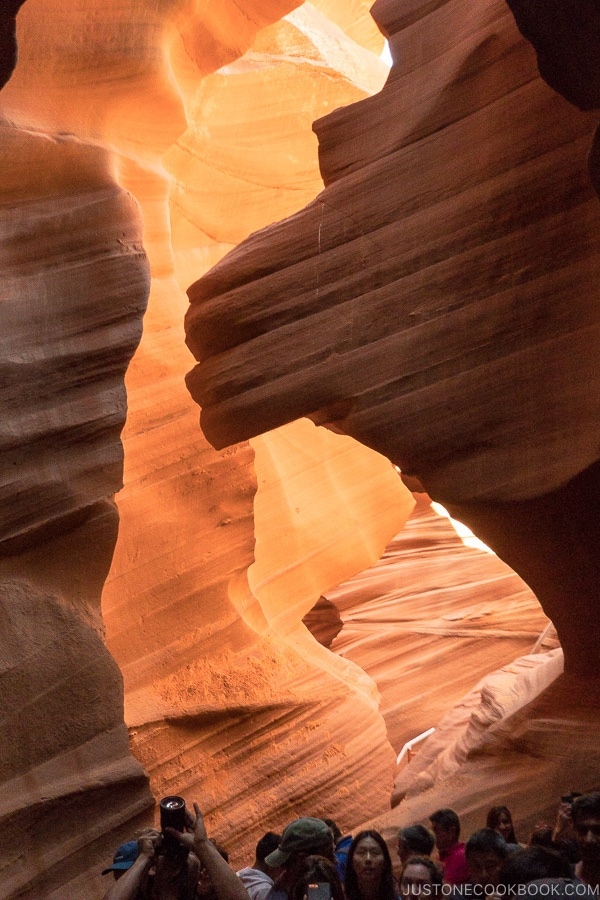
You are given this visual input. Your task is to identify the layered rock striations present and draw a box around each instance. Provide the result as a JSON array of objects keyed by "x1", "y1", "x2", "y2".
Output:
[
  {"x1": 0, "y1": 116, "x2": 153, "y2": 898},
  {"x1": 185, "y1": 0, "x2": 600, "y2": 675},
  {"x1": 321, "y1": 495, "x2": 550, "y2": 756},
  {"x1": 101, "y1": 1, "x2": 410, "y2": 870},
  {"x1": 1, "y1": 2, "x2": 414, "y2": 895},
  {"x1": 4, "y1": 0, "x2": 598, "y2": 894}
]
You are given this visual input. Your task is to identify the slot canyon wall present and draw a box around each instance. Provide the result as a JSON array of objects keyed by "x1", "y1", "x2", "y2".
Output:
[
  {"x1": 183, "y1": 0, "x2": 600, "y2": 862},
  {"x1": 1, "y1": 1, "x2": 600, "y2": 899},
  {"x1": 0, "y1": 3, "x2": 409, "y2": 897}
]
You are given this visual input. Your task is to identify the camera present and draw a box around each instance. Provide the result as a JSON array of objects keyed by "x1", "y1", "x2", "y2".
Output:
[
  {"x1": 160, "y1": 795, "x2": 187, "y2": 831},
  {"x1": 159, "y1": 795, "x2": 188, "y2": 857}
]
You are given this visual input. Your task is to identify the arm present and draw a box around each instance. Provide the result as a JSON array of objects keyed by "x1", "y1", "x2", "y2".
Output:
[
  {"x1": 167, "y1": 803, "x2": 250, "y2": 900},
  {"x1": 102, "y1": 831, "x2": 161, "y2": 900},
  {"x1": 553, "y1": 802, "x2": 574, "y2": 842}
]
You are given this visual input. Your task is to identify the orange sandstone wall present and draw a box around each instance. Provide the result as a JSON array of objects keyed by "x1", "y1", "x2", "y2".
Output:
[
  {"x1": 185, "y1": 0, "x2": 600, "y2": 677},
  {"x1": 4, "y1": 0, "x2": 598, "y2": 895},
  {"x1": 0, "y1": 3, "x2": 413, "y2": 896}
]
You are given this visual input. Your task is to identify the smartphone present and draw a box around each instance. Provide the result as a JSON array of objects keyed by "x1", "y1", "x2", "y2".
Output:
[{"x1": 307, "y1": 884, "x2": 332, "y2": 900}]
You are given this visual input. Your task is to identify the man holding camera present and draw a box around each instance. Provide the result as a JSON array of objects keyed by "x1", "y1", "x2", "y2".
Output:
[{"x1": 102, "y1": 799, "x2": 249, "y2": 900}]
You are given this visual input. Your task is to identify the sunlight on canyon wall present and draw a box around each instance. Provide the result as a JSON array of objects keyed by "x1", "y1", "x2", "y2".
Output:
[
  {"x1": 2, "y1": 0, "x2": 600, "y2": 897},
  {"x1": 0, "y1": 3, "x2": 413, "y2": 897}
]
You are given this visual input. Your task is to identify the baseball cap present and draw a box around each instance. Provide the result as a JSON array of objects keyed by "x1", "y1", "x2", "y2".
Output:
[
  {"x1": 264, "y1": 818, "x2": 332, "y2": 868},
  {"x1": 102, "y1": 840, "x2": 139, "y2": 875}
]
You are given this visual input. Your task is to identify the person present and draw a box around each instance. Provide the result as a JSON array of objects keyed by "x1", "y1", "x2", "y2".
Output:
[
  {"x1": 399, "y1": 855, "x2": 442, "y2": 898},
  {"x1": 323, "y1": 818, "x2": 353, "y2": 880},
  {"x1": 486, "y1": 807, "x2": 518, "y2": 846},
  {"x1": 429, "y1": 810, "x2": 468, "y2": 885},
  {"x1": 344, "y1": 830, "x2": 397, "y2": 900},
  {"x1": 265, "y1": 817, "x2": 335, "y2": 900},
  {"x1": 465, "y1": 829, "x2": 509, "y2": 890},
  {"x1": 237, "y1": 833, "x2": 282, "y2": 900},
  {"x1": 553, "y1": 795, "x2": 582, "y2": 846},
  {"x1": 101, "y1": 826, "x2": 199, "y2": 900},
  {"x1": 572, "y1": 792, "x2": 600, "y2": 888},
  {"x1": 289, "y1": 855, "x2": 345, "y2": 900},
  {"x1": 550, "y1": 793, "x2": 584, "y2": 864},
  {"x1": 498, "y1": 845, "x2": 573, "y2": 891},
  {"x1": 528, "y1": 825, "x2": 555, "y2": 849},
  {"x1": 397, "y1": 827, "x2": 435, "y2": 867},
  {"x1": 196, "y1": 838, "x2": 240, "y2": 900}
]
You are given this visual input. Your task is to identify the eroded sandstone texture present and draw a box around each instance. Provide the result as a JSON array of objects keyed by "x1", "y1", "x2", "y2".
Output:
[
  {"x1": 4, "y1": 0, "x2": 600, "y2": 895},
  {"x1": 186, "y1": 0, "x2": 600, "y2": 675},
  {"x1": 321, "y1": 495, "x2": 550, "y2": 756},
  {"x1": 1, "y1": 2, "x2": 414, "y2": 896},
  {"x1": 0, "y1": 122, "x2": 154, "y2": 897}
]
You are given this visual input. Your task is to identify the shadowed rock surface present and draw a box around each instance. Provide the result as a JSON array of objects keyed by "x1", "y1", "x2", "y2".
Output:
[
  {"x1": 0, "y1": 3, "x2": 411, "y2": 895},
  {"x1": 185, "y1": 0, "x2": 600, "y2": 675}
]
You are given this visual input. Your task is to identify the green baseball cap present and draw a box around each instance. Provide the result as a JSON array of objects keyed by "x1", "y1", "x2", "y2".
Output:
[{"x1": 264, "y1": 818, "x2": 332, "y2": 867}]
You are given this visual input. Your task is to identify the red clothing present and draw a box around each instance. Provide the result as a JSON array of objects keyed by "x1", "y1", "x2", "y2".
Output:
[{"x1": 439, "y1": 842, "x2": 468, "y2": 885}]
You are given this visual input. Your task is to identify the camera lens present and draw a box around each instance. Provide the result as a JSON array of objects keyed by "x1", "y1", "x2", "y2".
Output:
[{"x1": 160, "y1": 796, "x2": 186, "y2": 832}]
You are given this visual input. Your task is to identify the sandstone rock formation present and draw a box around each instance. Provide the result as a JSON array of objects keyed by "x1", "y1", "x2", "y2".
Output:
[
  {"x1": 185, "y1": 0, "x2": 600, "y2": 676},
  {"x1": 3, "y1": 0, "x2": 599, "y2": 895},
  {"x1": 0, "y1": 108, "x2": 154, "y2": 898},
  {"x1": 0, "y1": 3, "x2": 415, "y2": 896},
  {"x1": 505, "y1": 0, "x2": 600, "y2": 110},
  {"x1": 0, "y1": 0, "x2": 25, "y2": 89},
  {"x1": 321, "y1": 495, "x2": 550, "y2": 756}
]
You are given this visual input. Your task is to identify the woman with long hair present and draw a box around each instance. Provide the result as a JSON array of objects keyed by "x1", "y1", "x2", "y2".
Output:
[
  {"x1": 486, "y1": 806, "x2": 518, "y2": 845},
  {"x1": 344, "y1": 831, "x2": 397, "y2": 900}
]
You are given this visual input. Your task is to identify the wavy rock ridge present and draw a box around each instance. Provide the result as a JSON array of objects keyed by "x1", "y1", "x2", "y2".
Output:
[
  {"x1": 0, "y1": 3, "x2": 417, "y2": 897},
  {"x1": 185, "y1": 0, "x2": 600, "y2": 676},
  {"x1": 3, "y1": 0, "x2": 599, "y2": 895}
]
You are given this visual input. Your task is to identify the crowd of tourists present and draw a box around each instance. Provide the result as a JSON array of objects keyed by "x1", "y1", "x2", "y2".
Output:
[{"x1": 100, "y1": 790, "x2": 600, "y2": 900}]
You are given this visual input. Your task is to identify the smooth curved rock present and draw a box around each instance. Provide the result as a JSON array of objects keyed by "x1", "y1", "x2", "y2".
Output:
[
  {"x1": 0, "y1": 0, "x2": 26, "y2": 89},
  {"x1": 505, "y1": 0, "x2": 600, "y2": 111},
  {"x1": 2, "y1": 10, "x2": 398, "y2": 887},
  {"x1": 0, "y1": 123, "x2": 152, "y2": 897},
  {"x1": 99, "y1": 7, "x2": 404, "y2": 868},
  {"x1": 185, "y1": 0, "x2": 600, "y2": 675},
  {"x1": 6, "y1": 0, "x2": 598, "y2": 893},
  {"x1": 0, "y1": 129, "x2": 149, "y2": 553},
  {"x1": 321, "y1": 495, "x2": 549, "y2": 754},
  {"x1": 370, "y1": 663, "x2": 600, "y2": 882},
  {"x1": 186, "y1": 0, "x2": 600, "y2": 508},
  {"x1": 445, "y1": 460, "x2": 600, "y2": 676},
  {"x1": 0, "y1": 504, "x2": 154, "y2": 900}
]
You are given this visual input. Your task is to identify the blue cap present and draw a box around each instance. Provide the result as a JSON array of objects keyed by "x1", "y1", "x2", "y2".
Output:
[{"x1": 102, "y1": 840, "x2": 139, "y2": 875}]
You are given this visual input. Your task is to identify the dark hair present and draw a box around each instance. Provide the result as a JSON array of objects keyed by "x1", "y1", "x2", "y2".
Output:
[
  {"x1": 486, "y1": 806, "x2": 517, "y2": 844},
  {"x1": 323, "y1": 819, "x2": 343, "y2": 844},
  {"x1": 401, "y1": 855, "x2": 443, "y2": 886},
  {"x1": 528, "y1": 825, "x2": 554, "y2": 849},
  {"x1": 572, "y1": 793, "x2": 600, "y2": 823},
  {"x1": 430, "y1": 809, "x2": 460, "y2": 839},
  {"x1": 290, "y1": 855, "x2": 344, "y2": 900},
  {"x1": 345, "y1": 830, "x2": 397, "y2": 900},
  {"x1": 274, "y1": 846, "x2": 336, "y2": 895},
  {"x1": 466, "y1": 829, "x2": 510, "y2": 860},
  {"x1": 498, "y1": 847, "x2": 572, "y2": 887},
  {"x1": 398, "y1": 826, "x2": 435, "y2": 857},
  {"x1": 257, "y1": 832, "x2": 282, "y2": 865}
]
